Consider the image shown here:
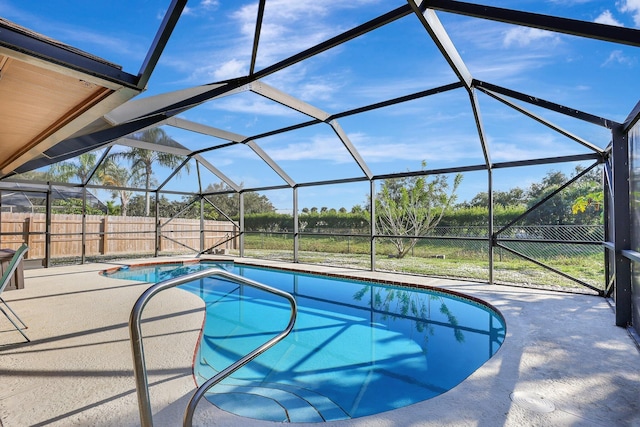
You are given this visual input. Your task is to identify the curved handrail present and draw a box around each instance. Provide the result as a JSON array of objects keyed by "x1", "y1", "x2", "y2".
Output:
[{"x1": 129, "y1": 268, "x2": 297, "y2": 427}]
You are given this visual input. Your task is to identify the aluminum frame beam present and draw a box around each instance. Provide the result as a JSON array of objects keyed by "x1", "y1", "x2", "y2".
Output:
[
  {"x1": 426, "y1": 0, "x2": 640, "y2": 48},
  {"x1": 469, "y1": 89, "x2": 491, "y2": 167},
  {"x1": 245, "y1": 140, "x2": 296, "y2": 187},
  {"x1": 329, "y1": 120, "x2": 373, "y2": 179},
  {"x1": 623, "y1": 99, "x2": 640, "y2": 131},
  {"x1": 409, "y1": 0, "x2": 473, "y2": 89},
  {"x1": 250, "y1": 81, "x2": 330, "y2": 121},
  {"x1": 166, "y1": 116, "x2": 295, "y2": 188},
  {"x1": 104, "y1": 84, "x2": 231, "y2": 126},
  {"x1": 331, "y1": 82, "x2": 464, "y2": 120},
  {"x1": 191, "y1": 156, "x2": 241, "y2": 192},
  {"x1": 136, "y1": 0, "x2": 188, "y2": 89},
  {"x1": 479, "y1": 88, "x2": 605, "y2": 154},
  {"x1": 254, "y1": 5, "x2": 412, "y2": 79},
  {"x1": 474, "y1": 81, "x2": 618, "y2": 129},
  {"x1": 249, "y1": 0, "x2": 267, "y2": 75},
  {"x1": 167, "y1": 117, "x2": 245, "y2": 143},
  {"x1": 611, "y1": 124, "x2": 632, "y2": 326},
  {"x1": 114, "y1": 137, "x2": 191, "y2": 156}
]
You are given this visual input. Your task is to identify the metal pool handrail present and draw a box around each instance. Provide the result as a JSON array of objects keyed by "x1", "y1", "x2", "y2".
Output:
[{"x1": 129, "y1": 268, "x2": 298, "y2": 427}]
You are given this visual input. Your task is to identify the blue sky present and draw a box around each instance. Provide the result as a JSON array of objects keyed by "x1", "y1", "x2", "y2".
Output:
[{"x1": 2, "y1": 1, "x2": 640, "y2": 212}]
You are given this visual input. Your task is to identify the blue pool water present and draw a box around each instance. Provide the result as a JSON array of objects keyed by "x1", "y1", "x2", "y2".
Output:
[{"x1": 106, "y1": 262, "x2": 505, "y2": 422}]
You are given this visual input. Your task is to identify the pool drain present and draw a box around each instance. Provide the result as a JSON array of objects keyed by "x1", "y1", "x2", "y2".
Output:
[{"x1": 510, "y1": 391, "x2": 555, "y2": 413}]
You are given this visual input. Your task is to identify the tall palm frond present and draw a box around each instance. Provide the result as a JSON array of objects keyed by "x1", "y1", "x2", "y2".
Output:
[{"x1": 109, "y1": 128, "x2": 191, "y2": 216}]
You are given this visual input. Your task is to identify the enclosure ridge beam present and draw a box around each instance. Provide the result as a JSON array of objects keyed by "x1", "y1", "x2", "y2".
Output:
[
  {"x1": 409, "y1": 0, "x2": 473, "y2": 89},
  {"x1": 136, "y1": 0, "x2": 187, "y2": 89},
  {"x1": 238, "y1": 184, "x2": 291, "y2": 193},
  {"x1": 329, "y1": 120, "x2": 373, "y2": 179},
  {"x1": 104, "y1": 83, "x2": 242, "y2": 126},
  {"x1": 425, "y1": 0, "x2": 640, "y2": 48},
  {"x1": 250, "y1": 81, "x2": 331, "y2": 121},
  {"x1": 374, "y1": 163, "x2": 488, "y2": 180},
  {"x1": 491, "y1": 153, "x2": 603, "y2": 169},
  {"x1": 295, "y1": 176, "x2": 370, "y2": 188},
  {"x1": 330, "y1": 82, "x2": 464, "y2": 121},
  {"x1": 17, "y1": 115, "x2": 171, "y2": 172},
  {"x1": 469, "y1": 89, "x2": 492, "y2": 167},
  {"x1": 249, "y1": 0, "x2": 267, "y2": 76},
  {"x1": 167, "y1": 117, "x2": 246, "y2": 142},
  {"x1": 245, "y1": 140, "x2": 296, "y2": 187},
  {"x1": 191, "y1": 155, "x2": 241, "y2": 192},
  {"x1": 245, "y1": 119, "x2": 322, "y2": 142},
  {"x1": 474, "y1": 81, "x2": 618, "y2": 129},
  {"x1": 217, "y1": 80, "x2": 468, "y2": 145},
  {"x1": 190, "y1": 141, "x2": 239, "y2": 158},
  {"x1": 136, "y1": 78, "x2": 252, "y2": 122},
  {"x1": 480, "y1": 88, "x2": 605, "y2": 154}
]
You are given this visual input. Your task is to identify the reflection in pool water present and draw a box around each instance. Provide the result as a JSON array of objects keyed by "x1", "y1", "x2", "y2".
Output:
[{"x1": 171, "y1": 264, "x2": 506, "y2": 423}]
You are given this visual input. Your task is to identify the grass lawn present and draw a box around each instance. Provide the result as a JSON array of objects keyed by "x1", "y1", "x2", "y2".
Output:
[{"x1": 240, "y1": 233, "x2": 604, "y2": 293}]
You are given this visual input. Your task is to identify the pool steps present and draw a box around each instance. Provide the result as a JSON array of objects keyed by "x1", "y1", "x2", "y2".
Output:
[{"x1": 197, "y1": 358, "x2": 350, "y2": 422}]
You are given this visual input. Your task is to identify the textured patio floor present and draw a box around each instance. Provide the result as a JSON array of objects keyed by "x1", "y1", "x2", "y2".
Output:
[{"x1": 0, "y1": 256, "x2": 639, "y2": 426}]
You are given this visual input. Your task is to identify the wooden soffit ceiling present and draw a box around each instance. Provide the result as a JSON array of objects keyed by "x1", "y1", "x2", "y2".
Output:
[{"x1": 0, "y1": 18, "x2": 142, "y2": 177}]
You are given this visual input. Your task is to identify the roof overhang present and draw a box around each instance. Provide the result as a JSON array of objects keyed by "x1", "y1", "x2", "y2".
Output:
[
  {"x1": 0, "y1": 18, "x2": 142, "y2": 177},
  {"x1": 0, "y1": 0, "x2": 187, "y2": 178}
]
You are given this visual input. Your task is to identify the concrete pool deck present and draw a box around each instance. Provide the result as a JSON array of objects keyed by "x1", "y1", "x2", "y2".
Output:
[{"x1": 0, "y1": 256, "x2": 639, "y2": 426}]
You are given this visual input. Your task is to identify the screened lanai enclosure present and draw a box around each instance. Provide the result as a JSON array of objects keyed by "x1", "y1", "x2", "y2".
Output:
[{"x1": 1, "y1": 1, "x2": 639, "y2": 334}]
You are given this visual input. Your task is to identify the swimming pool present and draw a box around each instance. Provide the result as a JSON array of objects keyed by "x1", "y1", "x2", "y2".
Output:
[{"x1": 106, "y1": 262, "x2": 505, "y2": 422}]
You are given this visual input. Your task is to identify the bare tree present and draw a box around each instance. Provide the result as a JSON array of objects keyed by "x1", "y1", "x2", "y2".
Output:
[{"x1": 375, "y1": 165, "x2": 462, "y2": 258}]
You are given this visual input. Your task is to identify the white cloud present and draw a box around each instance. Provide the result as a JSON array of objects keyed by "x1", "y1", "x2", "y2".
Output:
[
  {"x1": 469, "y1": 53, "x2": 552, "y2": 82},
  {"x1": 297, "y1": 82, "x2": 337, "y2": 101},
  {"x1": 195, "y1": 0, "x2": 380, "y2": 89},
  {"x1": 250, "y1": 132, "x2": 394, "y2": 164},
  {"x1": 446, "y1": 19, "x2": 560, "y2": 82},
  {"x1": 602, "y1": 49, "x2": 636, "y2": 66},
  {"x1": 182, "y1": 0, "x2": 220, "y2": 16},
  {"x1": 200, "y1": 0, "x2": 220, "y2": 10},
  {"x1": 618, "y1": 0, "x2": 640, "y2": 27},
  {"x1": 489, "y1": 133, "x2": 576, "y2": 162},
  {"x1": 212, "y1": 59, "x2": 248, "y2": 80},
  {"x1": 595, "y1": 10, "x2": 623, "y2": 26},
  {"x1": 503, "y1": 27, "x2": 560, "y2": 48},
  {"x1": 262, "y1": 65, "x2": 345, "y2": 103},
  {"x1": 343, "y1": 132, "x2": 482, "y2": 165}
]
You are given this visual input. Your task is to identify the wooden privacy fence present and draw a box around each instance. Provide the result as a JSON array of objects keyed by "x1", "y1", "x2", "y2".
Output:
[{"x1": 0, "y1": 213, "x2": 237, "y2": 260}]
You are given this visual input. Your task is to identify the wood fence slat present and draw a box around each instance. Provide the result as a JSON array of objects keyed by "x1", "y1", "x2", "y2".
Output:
[{"x1": 0, "y1": 212, "x2": 236, "y2": 260}]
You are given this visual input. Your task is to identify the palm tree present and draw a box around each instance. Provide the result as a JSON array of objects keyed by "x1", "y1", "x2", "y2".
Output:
[
  {"x1": 111, "y1": 128, "x2": 190, "y2": 216},
  {"x1": 99, "y1": 160, "x2": 141, "y2": 217},
  {"x1": 47, "y1": 152, "x2": 98, "y2": 184}
]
